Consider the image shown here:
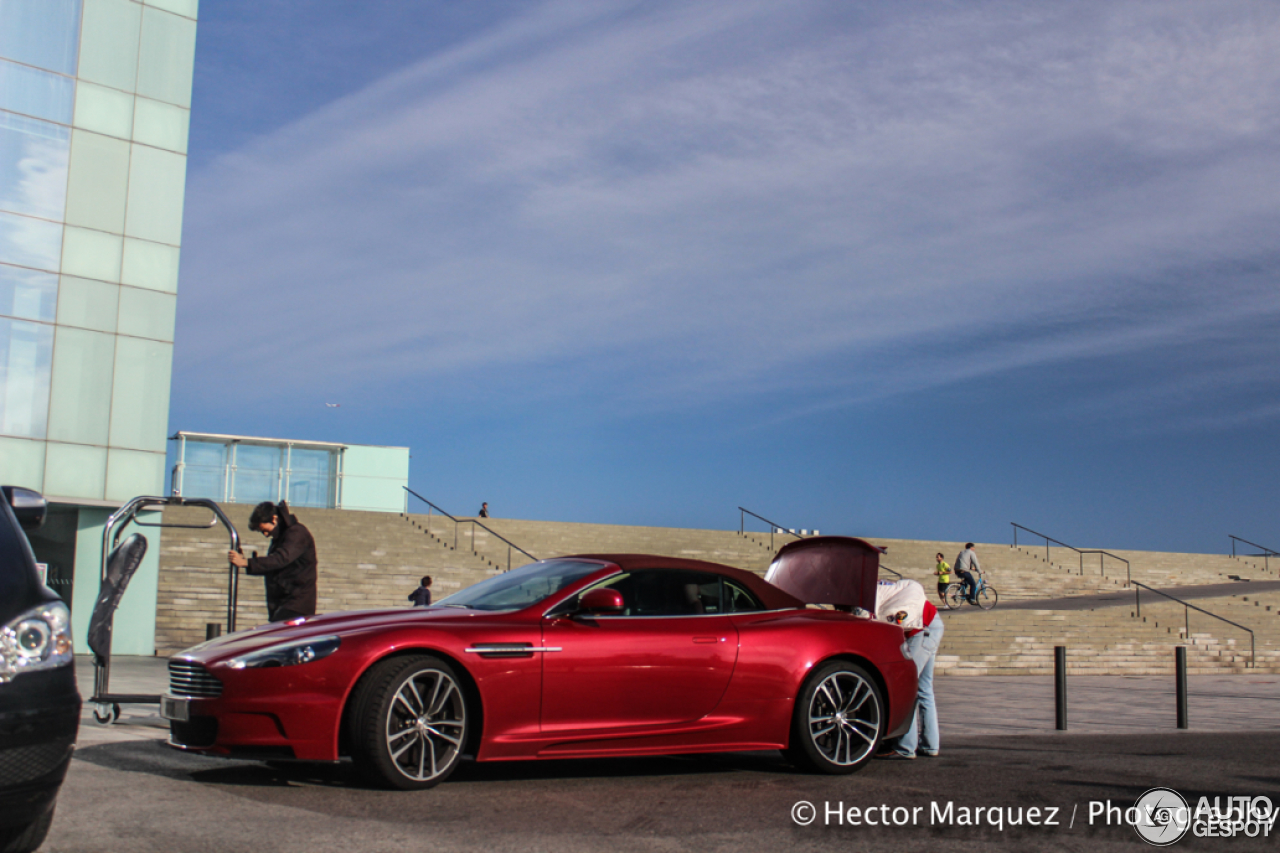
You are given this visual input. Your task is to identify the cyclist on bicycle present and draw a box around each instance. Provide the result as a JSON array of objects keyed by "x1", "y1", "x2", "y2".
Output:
[{"x1": 954, "y1": 543, "x2": 981, "y2": 604}]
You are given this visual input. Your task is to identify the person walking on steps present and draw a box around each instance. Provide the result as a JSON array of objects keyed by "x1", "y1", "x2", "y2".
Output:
[
  {"x1": 934, "y1": 552, "x2": 951, "y2": 599},
  {"x1": 408, "y1": 576, "x2": 433, "y2": 607}
]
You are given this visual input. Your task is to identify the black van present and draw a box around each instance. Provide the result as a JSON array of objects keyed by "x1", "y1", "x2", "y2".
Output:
[{"x1": 0, "y1": 487, "x2": 79, "y2": 853}]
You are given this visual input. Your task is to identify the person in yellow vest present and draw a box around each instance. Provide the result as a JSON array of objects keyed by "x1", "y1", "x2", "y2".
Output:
[{"x1": 934, "y1": 552, "x2": 951, "y2": 600}]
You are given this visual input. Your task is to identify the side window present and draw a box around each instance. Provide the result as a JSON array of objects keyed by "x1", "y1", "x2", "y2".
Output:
[
  {"x1": 631, "y1": 570, "x2": 721, "y2": 616},
  {"x1": 723, "y1": 579, "x2": 764, "y2": 613}
]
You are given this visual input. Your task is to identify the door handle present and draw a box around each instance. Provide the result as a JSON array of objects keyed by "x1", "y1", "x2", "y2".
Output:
[{"x1": 692, "y1": 636, "x2": 720, "y2": 644}]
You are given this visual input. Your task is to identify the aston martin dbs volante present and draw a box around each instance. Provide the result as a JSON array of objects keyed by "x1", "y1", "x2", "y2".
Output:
[{"x1": 164, "y1": 553, "x2": 917, "y2": 789}]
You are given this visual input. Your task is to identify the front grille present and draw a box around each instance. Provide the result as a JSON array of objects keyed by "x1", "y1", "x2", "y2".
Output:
[{"x1": 168, "y1": 660, "x2": 223, "y2": 698}]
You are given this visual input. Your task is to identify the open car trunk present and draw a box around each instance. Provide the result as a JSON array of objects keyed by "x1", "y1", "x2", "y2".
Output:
[{"x1": 764, "y1": 536, "x2": 886, "y2": 610}]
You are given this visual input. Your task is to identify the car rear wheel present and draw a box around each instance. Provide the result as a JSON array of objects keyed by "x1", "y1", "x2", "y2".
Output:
[
  {"x1": 786, "y1": 660, "x2": 883, "y2": 774},
  {"x1": 349, "y1": 655, "x2": 468, "y2": 790}
]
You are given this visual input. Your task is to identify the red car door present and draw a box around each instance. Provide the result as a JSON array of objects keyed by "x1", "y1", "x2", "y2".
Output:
[{"x1": 540, "y1": 570, "x2": 739, "y2": 733}]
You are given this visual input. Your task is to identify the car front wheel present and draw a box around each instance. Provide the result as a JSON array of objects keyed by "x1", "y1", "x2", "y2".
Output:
[
  {"x1": 349, "y1": 655, "x2": 469, "y2": 790},
  {"x1": 786, "y1": 660, "x2": 883, "y2": 774}
]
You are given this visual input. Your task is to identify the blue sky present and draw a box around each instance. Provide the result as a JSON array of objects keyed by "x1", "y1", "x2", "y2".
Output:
[{"x1": 170, "y1": 0, "x2": 1280, "y2": 556}]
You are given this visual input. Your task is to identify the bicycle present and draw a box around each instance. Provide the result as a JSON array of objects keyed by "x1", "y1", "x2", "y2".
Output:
[{"x1": 941, "y1": 572, "x2": 998, "y2": 610}]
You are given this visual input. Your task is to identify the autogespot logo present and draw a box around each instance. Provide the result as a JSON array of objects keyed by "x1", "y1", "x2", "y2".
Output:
[{"x1": 1133, "y1": 788, "x2": 1191, "y2": 846}]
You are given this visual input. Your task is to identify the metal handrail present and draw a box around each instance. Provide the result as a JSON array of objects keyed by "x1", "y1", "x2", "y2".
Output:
[
  {"x1": 1132, "y1": 580, "x2": 1255, "y2": 668},
  {"x1": 738, "y1": 507, "x2": 807, "y2": 552},
  {"x1": 404, "y1": 488, "x2": 537, "y2": 571},
  {"x1": 1229, "y1": 535, "x2": 1278, "y2": 574},
  {"x1": 1011, "y1": 522, "x2": 1131, "y2": 585}
]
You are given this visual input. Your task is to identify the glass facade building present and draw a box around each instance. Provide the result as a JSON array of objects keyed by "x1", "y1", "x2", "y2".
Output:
[
  {"x1": 0, "y1": 0, "x2": 198, "y2": 654},
  {"x1": 0, "y1": 0, "x2": 195, "y2": 502}
]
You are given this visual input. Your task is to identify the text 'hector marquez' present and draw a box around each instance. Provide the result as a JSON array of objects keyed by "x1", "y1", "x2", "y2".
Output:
[{"x1": 818, "y1": 802, "x2": 1060, "y2": 831}]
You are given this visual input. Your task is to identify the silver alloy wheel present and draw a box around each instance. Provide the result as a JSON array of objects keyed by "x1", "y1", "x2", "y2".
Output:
[
  {"x1": 384, "y1": 667, "x2": 466, "y2": 782},
  {"x1": 806, "y1": 670, "x2": 881, "y2": 766}
]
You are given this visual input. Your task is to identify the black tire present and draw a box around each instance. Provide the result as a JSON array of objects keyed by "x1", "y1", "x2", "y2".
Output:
[
  {"x1": 941, "y1": 583, "x2": 963, "y2": 611},
  {"x1": 0, "y1": 807, "x2": 54, "y2": 853},
  {"x1": 785, "y1": 660, "x2": 883, "y2": 774},
  {"x1": 977, "y1": 586, "x2": 998, "y2": 610},
  {"x1": 348, "y1": 655, "x2": 469, "y2": 790}
]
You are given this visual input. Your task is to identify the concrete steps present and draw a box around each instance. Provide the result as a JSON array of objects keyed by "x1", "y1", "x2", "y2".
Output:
[
  {"x1": 155, "y1": 509, "x2": 1277, "y2": 674},
  {"x1": 155, "y1": 504, "x2": 505, "y2": 654}
]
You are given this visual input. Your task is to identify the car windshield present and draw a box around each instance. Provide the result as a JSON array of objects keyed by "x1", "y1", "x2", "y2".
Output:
[{"x1": 434, "y1": 559, "x2": 606, "y2": 611}]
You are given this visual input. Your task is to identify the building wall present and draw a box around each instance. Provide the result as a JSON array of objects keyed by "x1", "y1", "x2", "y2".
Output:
[
  {"x1": 0, "y1": 0, "x2": 197, "y2": 502},
  {"x1": 0, "y1": 0, "x2": 198, "y2": 657},
  {"x1": 340, "y1": 444, "x2": 410, "y2": 513}
]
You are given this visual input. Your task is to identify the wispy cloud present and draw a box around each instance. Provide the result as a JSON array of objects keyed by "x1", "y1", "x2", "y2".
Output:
[{"x1": 175, "y1": 0, "x2": 1280, "y2": 429}]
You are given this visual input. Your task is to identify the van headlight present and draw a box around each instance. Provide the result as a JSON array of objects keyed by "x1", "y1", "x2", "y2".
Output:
[
  {"x1": 227, "y1": 635, "x2": 341, "y2": 669},
  {"x1": 0, "y1": 601, "x2": 73, "y2": 683}
]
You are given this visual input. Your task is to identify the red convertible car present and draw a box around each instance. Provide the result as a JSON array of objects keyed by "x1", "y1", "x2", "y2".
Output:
[{"x1": 164, "y1": 552, "x2": 917, "y2": 789}]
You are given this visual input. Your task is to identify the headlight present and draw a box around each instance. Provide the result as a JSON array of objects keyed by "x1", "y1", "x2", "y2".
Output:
[
  {"x1": 0, "y1": 601, "x2": 73, "y2": 683},
  {"x1": 227, "y1": 635, "x2": 341, "y2": 670}
]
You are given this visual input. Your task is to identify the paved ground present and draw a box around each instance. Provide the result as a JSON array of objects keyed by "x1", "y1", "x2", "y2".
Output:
[{"x1": 40, "y1": 657, "x2": 1280, "y2": 851}]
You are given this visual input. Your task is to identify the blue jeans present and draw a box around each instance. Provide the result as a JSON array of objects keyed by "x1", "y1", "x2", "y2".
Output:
[
  {"x1": 957, "y1": 570, "x2": 976, "y2": 601},
  {"x1": 896, "y1": 615, "x2": 943, "y2": 757}
]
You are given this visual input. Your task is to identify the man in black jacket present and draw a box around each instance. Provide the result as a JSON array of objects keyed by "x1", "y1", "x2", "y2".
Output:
[{"x1": 228, "y1": 500, "x2": 318, "y2": 622}]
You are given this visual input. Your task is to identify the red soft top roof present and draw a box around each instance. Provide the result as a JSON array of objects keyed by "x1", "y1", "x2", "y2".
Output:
[{"x1": 566, "y1": 553, "x2": 805, "y2": 611}]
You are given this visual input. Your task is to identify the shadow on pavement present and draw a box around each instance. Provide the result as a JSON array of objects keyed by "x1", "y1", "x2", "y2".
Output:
[{"x1": 73, "y1": 737, "x2": 798, "y2": 791}]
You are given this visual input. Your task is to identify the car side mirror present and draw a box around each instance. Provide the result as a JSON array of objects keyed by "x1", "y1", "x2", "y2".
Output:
[
  {"x1": 2, "y1": 486, "x2": 46, "y2": 531},
  {"x1": 577, "y1": 588, "x2": 624, "y2": 615}
]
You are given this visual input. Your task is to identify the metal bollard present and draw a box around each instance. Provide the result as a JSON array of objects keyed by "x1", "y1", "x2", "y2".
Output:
[
  {"x1": 206, "y1": 623, "x2": 222, "y2": 641},
  {"x1": 1054, "y1": 646, "x2": 1067, "y2": 730},
  {"x1": 1176, "y1": 646, "x2": 1188, "y2": 729}
]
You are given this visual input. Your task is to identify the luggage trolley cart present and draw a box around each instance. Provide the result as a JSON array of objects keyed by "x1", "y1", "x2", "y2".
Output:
[{"x1": 88, "y1": 496, "x2": 242, "y2": 724}]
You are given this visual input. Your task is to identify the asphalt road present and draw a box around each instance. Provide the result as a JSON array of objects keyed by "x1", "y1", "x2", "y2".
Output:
[
  {"x1": 48, "y1": 730, "x2": 1280, "y2": 852},
  {"x1": 41, "y1": 657, "x2": 1280, "y2": 851}
]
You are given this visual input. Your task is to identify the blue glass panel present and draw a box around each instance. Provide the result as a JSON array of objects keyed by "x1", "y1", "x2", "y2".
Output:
[
  {"x1": 288, "y1": 448, "x2": 333, "y2": 508},
  {"x1": 0, "y1": 59, "x2": 74, "y2": 124},
  {"x1": 0, "y1": 210, "x2": 62, "y2": 272},
  {"x1": 180, "y1": 439, "x2": 227, "y2": 500},
  {"x1": 0, "y1": 315, "x2": 53, "y2": 438},
  {"x1": 233, "y1": 444, "x2": 281, "y2": 504},
  {"x1": 0, "y1": 263, "x2": 56, "y2": 321},
  {"x1": 184, "y1": 439, "x2": 226, "y2": 466},
  {"x1": 0, "y1": 0, "x2": 82, "y2": 75},
  {"x1": 0, "y1": 112, "x2": 70, "y2": 220}
]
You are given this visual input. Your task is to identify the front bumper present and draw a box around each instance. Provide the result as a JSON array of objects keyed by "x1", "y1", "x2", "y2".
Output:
[
  {"x1": 0, "y1": 666, "x2": 80, "y2": 828},
  {"x1": 164, "y1": 659, "x2": 347, "y2": 761}
]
